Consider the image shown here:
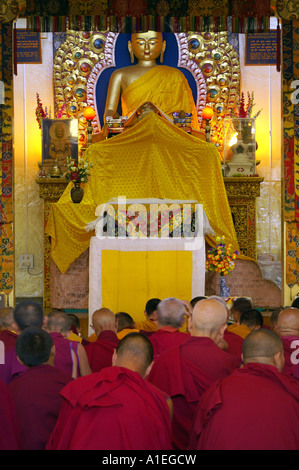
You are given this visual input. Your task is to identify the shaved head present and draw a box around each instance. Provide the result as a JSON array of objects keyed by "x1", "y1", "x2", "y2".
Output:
[
  {"x1": 157, "y1": 298, "x2": 186, "y2": 329},
  {"x1": 242, "y1": 329, "x2": 284, "y2": 370},
  {"x1": 277, "y1": 307, "x2": 299, "y2": 337},
  {"x1": 0, "y1": 307, "x2": 14, "y2": 329},
  {"x1": 92, "y1": 308, "x2": 116, "y2": 335},
  {"x1": 46, "y1": 312, "x2": 72, "y2": 334},
  {"x1": 114, "y1": 332, "x2": 153, "y2": 377},
  {"x1": 190, "y1": 298, "x2": 228, "y2": 341}
]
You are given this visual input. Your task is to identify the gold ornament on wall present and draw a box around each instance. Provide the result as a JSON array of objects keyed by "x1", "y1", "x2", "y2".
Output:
[
  {"x1": 186, "y1": 31, "x2": 240, "y2": 154},
  {"x1": 54, "y1": 31, "x2": 108, "y2": 153},
  {"x1": 276, "y1": 0, "x2": 299, "y2": 20}
]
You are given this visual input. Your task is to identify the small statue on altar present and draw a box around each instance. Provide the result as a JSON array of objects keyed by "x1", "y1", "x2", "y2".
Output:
[
  {"x1": 48, "y1": 121, "x2": 72, "y2": 163},
  {"x1": 103, "y1": 31, "x2": 200, "y2": 132}
]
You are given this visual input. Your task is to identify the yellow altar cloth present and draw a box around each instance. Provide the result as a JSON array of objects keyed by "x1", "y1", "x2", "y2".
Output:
[{"x1": 46, "y1": 112, "x2": 240, "y2": 274}]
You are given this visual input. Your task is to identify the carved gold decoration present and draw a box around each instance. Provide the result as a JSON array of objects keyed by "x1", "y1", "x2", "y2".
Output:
[
  {"x1": 36, "y1": 178, "x2": 69, "y2": 307},
  {"x1": 276, "y1": 0, "x2": 299, "y2": 20},
  {"x1": 0, "y1": 0, "x2": 22, "y2": 23},
  {"x1": 53, "y1": 30, "x2": 108, "y2": 153},
  {"x1": 224, "y1": 177, "x2": 264, "y2": 259},
  {"x1": 187, "y1": 31, "x2": 240, "y2": 153}
]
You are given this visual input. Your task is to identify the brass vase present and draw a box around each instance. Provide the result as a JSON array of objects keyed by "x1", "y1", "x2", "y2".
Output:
[{"x1": 70, "y1": 182, "x2": 84, "y2": 203}]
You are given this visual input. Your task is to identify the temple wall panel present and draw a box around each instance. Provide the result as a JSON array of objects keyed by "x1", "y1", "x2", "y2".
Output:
[
  {"x1": 14, "y1": 25, "x2": 54, "y2": 299},
  {"x1": 239, "y1": 28, "x2": 282, "y2": 290}
]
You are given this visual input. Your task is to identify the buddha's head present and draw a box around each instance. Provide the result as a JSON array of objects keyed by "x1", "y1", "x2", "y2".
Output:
[
  {"x1": 128, "y1": 31, "x2": 166, "y2": 64},
  {"x1": 49, "y1": 122, "x2": 69, "y2": 140}
]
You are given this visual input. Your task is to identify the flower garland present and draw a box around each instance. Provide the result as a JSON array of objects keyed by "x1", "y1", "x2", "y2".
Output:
[
  {"x1": 65, "y1": 156, "x2": 93, "y2": 183},
  {"x1": 206, "y1": 236, "x2": 239, "y2": 277}
]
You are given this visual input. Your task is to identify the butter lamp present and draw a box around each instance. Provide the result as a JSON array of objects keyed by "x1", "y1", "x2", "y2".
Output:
[
  {"x1": 83, "y1": 106, "x2": 96, "y2": 146},
  {"x1": 202, "y1": 106, "x2": 214, "y2": 142}
]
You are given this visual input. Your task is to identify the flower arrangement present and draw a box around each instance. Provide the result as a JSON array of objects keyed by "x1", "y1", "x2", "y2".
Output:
[
  {"x1": 35, "y1": 93, "x2": 52, "y2": 129},
  {"x1": 65, "y1": 156, "x2": 93, "y2": 183},
  {"x1": 232, "y1": 91, "x2": 262, "y2": 120},
  {"x1": 206, "y1": 236, "x2": 239, "y2": 276}
]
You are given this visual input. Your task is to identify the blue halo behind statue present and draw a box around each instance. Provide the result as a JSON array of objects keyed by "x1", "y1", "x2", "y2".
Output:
[{"x1": 95, "y1": 33, "x2": 198, "y2": 129}]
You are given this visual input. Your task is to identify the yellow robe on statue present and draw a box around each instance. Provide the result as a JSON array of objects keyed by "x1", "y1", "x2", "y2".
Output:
[
  {"x1": 46, "y1": 112, "x2": 241, "y2": 275},
  {"x1": 121, "y1": 66, "x2": 200, "y2": 130}
]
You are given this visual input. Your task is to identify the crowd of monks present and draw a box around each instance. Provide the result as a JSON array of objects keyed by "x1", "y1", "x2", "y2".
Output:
[{"x1": 0, "y1": 294, "x2": 299, "y2": 451}]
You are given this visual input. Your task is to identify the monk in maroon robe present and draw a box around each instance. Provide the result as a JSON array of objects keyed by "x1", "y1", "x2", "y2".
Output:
[
  {"x1": 46, "y1": 311, "x2": 91, "y2": 378},
  {"x1": 223, "y1": 330, "x2": 244, "y2": 357},
  {"x1": 134, "y1": 298, "x2": 160, "y2": 334},
  {"x1": 0, "y1": 378, "x2": 21, "y2": 450},
  {"x1": 148, "y1": 298, "x2": 241, "y2": 450},
  {"x1": 0, "y1": 301, "x2": 44, "y2": 384},
  {"x1": 277, "y1": 307, "x2": 299, "y2": 377},
  {"x1": 190, "y1": 328, "x2": 299, "y2": 450},
  {"x1": 0, "y1": 328, "x2": 18, "y2": 350},
  {"x1": 84, "y1": 308, "x2": 119, "y2": 372},
  {"x1": 8, "y1": 327, "x2": 73, "y2": 450},
  {"x1": 149, "y1": 298, "x2": 190, "y2": 360},
  {"x1": 0, "y1": 307, "x2": 18, "y2": 350},
  {"x1": 47, "y1": 333, "x2": 172, "y2": 450}
]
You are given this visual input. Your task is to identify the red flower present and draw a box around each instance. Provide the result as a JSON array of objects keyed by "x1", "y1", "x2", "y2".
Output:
[{"x1": 70, "y1": 171, "x2": 79, "y2": 181}]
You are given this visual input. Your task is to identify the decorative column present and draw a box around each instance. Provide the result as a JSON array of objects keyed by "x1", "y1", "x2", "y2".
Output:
[
  {"x1": 224, "y1": 176, "x2": 264, "y2": 260},
  {"x1": 36, "y1": 178, "x2": 68, "y2": 307}
]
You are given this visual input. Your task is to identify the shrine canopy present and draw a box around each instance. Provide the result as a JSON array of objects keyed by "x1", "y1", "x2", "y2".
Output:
[
  {"x1": 46, "y1": 112, "x2": 241, "y2": 274},
  {"x1": 24, "y1": 0, "x2": 272, "y2": 34}
]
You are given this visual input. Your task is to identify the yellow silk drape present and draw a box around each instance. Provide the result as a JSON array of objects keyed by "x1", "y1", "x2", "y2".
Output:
[{"x1": 46, "y1": 112, "x2": 240, "y2": 274}]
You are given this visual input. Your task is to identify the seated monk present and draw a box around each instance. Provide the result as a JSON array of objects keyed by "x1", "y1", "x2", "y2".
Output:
[
  {"x1": 190, "y1": 296, "x2": 207, "y2": 308},
  {"x1": 46, "y1": 333, "x2": 172, "y2": 450},
  {"x1": 149, "y1": 297, "x2": 190, "y2": 360},
  {"x1": 276, "y1": 307, "x2": 299, "y2": 377},
  {"x1": 227, "y1": 297, "x2": 253, "y2": 328},
  {"x1": 189, "y1": 329, "x2": 299, "y2": 450},
  {"x1": 45, "y1": 312, "x2": 91, "y2": 379},
  {"x1": 227, "y1": 309, "x2": 263, "y2": 340},
  {"x1": 206, "y1": 296, "x2": 243, "y2": 358},
  {"x1": 0, "y1": 307, "x2": 18, "y2": 351},
  {"x1": 115, "y1": 312, "x2": 140, "y2": 340},
  {"x1": 0, "y1": 378, "x2": 21, "y2": 450},
  {"x1": 66, "y1": 313, "x2": 83, "y2": 344},
  {"x1": 0, "y1": 301, "x2": 45, "y2": 385},
  {"x1": 147, "y1": 298, "x2": 241, "y2": 450},
  {"x1": 269, "y1": 306, "x2": 284, "y2": 335},
  {"x1": 101, "y1": 31, "x2": 202, "y2": 138},
  {"x1": 8, "y1": 327, "x2": 73, "y2": 450},
  {"x1": 84, "y1": 308, "x2": 119, "y2": 373},
  {"x1": 134, "y1": 298, "x2": 160, "y2": 334}
]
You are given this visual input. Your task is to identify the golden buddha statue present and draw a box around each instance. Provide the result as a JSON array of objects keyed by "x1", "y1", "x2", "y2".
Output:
[{"x1": 103, "y1": 31, "x2": 200, "y2": 131}]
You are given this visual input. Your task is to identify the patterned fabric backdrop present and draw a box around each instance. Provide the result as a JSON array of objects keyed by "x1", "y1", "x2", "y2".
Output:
[
  {"x1": 282, "y1": 20, "x2": 299, "y2": 286},
  {"x1": 25, "y1": 0, "x2": 271, "y2": 33},
  {"x1": 0, "y1": 23, "x2": 14, "y2": 296}
]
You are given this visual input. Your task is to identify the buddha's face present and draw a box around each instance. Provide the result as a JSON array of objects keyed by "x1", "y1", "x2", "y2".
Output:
[
  {"x1": 129, "y1": 31, "x2": 166, "y2": 62},
  {"x1": 55, "y1": 125, "x2": 65, "y2": 138}
]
